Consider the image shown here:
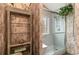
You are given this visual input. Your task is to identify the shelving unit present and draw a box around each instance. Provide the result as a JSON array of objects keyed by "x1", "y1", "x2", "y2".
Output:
[{"x1": 6, "y1": 7, "x2": 32, "y2": 55}]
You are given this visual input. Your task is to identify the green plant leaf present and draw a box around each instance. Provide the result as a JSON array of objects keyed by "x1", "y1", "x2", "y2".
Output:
[{"x1": 58, "y1": 4, "x2": 73, "y2": 16}]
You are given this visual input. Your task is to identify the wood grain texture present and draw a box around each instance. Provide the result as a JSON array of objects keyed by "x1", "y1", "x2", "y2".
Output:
[
  {"x1": 0, "y1": 3, "x2": 42, "y2": 55},
  {"x1": 0, "y1": 3, "x2": 32, "y2": 55},
  {"x1": 0, "y1": 5, "x2": 6, "y2": 54},
  {"x1": 10, "y1": 13, "x2": 30, "y2": 45},
  {"x1": 6, "y1": 7, "x2": 32, "y2": 55},
  {"x1": 30, "y1": 3, "x2": 42, "y2": 55}
]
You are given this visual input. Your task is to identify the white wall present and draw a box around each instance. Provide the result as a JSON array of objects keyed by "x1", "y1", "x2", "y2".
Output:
[{"x1": 44, "y1": 3, "x2": 67, "y2": 12}]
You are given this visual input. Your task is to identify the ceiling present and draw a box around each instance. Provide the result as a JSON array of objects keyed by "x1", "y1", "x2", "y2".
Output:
[{"x1": 44, "y1": 3, "x2": 67, "y2": 12}]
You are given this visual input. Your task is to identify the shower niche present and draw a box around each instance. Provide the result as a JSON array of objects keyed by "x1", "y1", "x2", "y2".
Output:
[{"x1": 6, "y1": 7, "x2": 32, "y2": 55}]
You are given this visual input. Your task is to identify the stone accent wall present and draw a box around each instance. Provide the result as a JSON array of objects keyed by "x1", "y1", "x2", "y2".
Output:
[
  {"x1": 66, "y1": 14, "x2": 76, "y2": 54},
  {"x1": 74, "y1": 3, "x2": 79, "y2": 54},
  {"x1": 66, "y1": 4, "x2": 79, "y2": 54}
]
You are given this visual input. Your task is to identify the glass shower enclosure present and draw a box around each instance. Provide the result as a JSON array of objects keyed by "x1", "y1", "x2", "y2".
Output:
[{"x1": 42, "y1": 10, "x2": 66, "y2": 55}]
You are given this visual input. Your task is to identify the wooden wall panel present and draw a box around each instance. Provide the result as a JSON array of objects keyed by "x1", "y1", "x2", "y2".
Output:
[
  {"x1": 30, "y1": 3, "x2": 42, "y2": 55},
  {"x1": 0, "y1": 5, "x2": 6, "y2": 54},
  {"x1": 6, "y1": 3, "x2": 30, "y2": 11}
]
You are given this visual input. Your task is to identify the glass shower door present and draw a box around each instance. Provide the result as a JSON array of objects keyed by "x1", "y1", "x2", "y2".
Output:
[
  {"x1": 42, "y1": 10, "x2": 66, "y2": 55},
  {"x1": 52, "y1": 14, "x2": 65, "y2": 54}
]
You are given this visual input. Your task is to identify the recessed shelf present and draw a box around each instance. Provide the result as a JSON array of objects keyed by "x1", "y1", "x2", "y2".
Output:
[{"x1": 6, "y1": 7, "x2": 32, "y2": 55}]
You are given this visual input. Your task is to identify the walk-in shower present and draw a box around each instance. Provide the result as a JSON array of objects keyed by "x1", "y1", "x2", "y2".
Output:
[{"x1": 42, "y1": 9, "x2": 66, "y2": 55}]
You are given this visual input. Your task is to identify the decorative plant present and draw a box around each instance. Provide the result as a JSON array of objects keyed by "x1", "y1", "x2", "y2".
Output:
[{"x1": 58, "y1": 4, "x2": 73, "y2": 16}]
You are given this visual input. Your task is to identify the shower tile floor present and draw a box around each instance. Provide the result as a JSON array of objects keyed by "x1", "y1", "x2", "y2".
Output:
[{"x1": 43, "y1": 45, "x2": 65, "y2": 55}]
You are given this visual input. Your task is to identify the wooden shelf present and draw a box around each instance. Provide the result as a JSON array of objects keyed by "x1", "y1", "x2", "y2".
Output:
[
  {"x1": 10, "y1": 32, "x2": 29, "y2": 34},
  {"x1": 11, "y1": 23, "x2": 29, "y2": 24},
  {"x1": 10, "y1": 42, "x2": 31, "y2": 47}
]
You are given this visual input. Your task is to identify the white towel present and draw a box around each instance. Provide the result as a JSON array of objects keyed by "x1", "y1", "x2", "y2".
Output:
[{"x1": 42, "y1": 44, "x2": 47, "y2": 48}]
